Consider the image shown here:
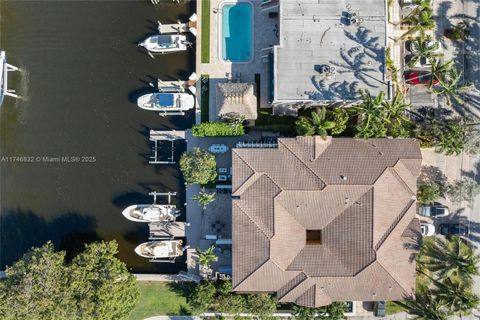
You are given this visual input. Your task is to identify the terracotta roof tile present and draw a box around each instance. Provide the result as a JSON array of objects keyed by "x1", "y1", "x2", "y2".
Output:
[{"x1": 232, "y1": 137, "x2": 422, "y2": 306}]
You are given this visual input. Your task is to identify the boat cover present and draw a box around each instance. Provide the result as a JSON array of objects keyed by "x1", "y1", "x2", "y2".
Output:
[{"x1": 159, "y1": 93, "x2": 174, "y2": 107}]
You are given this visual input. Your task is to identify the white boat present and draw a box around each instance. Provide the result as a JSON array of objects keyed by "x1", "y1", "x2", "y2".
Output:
[
  {"x1": 137, "y1": 92, "x2": 195, "y2": 114},
  {"x1": 122, "y1": 204, "x2": 180, "y2": 223},
  {"x1": 134, "y1": 240, "x2": 184, "y2": 259},
  {"x1": 138, "y1": 34, "x2": 189, "y2": 54}
]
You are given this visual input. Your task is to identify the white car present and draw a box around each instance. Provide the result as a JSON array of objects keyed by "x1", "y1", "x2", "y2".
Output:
[
  {"x1": 208, "y1": 144, "x2": 229, "y2": 154},
  {"x1": 419, "y1": 205, "x2": 450, "y2": 218},
  {"x1": 420, "y1": 223, "x2": 435, "y2": 236}
]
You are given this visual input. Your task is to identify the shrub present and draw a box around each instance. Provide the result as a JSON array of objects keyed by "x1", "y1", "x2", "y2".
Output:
[
  {"x1": 418, "y1": 182, "x2": 442, "y2": 204},
  {"x1": 192, "y1": 121, "x2": 244, "y2": 137}
]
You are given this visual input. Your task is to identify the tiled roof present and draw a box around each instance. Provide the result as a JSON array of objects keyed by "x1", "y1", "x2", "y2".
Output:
[{"x1": 232, "y1": 137, "x2": 422, "y2": 307}]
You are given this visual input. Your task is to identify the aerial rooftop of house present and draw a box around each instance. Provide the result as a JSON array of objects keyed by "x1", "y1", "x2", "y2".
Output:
[
  {"x1": 273, "y1": 0, "x2": 388, "y2": 103},
  {"x1": 232, "y1": 137, "x2": 422, "y2": 307}
]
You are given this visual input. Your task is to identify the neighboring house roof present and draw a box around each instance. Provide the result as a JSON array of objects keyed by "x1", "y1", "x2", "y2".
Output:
[
  {"x1": 216, "y1": 82, "x2": 258, "y2": 120},
  {"x1": 273, "y1": 0, "x2": 388, "y2": 103},
  {"x1": 232, "y1": 137, "x2": 422, "y2": 307}
]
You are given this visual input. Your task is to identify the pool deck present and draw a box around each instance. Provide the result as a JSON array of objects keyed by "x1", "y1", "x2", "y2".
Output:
[{"x1": 195, "y1": 0, "x2": 278, "y2": 123}]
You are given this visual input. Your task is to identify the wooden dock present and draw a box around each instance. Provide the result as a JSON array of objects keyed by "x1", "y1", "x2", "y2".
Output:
[
  {"x1": 158, "y1": 13, "x2": 198, "y2": 36},
  {"x1": 149, "y1": 221, "x2": 186, "y2": 239}
]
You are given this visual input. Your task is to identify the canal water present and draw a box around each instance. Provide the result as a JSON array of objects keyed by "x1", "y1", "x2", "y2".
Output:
[{"x1": 0, "y1": 0, "x2": 195, "y2": 273}]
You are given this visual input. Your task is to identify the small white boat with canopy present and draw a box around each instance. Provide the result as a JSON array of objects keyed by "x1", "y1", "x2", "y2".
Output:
[
  {"x1": 137, "y1": 92, "x2": 194, "y2": 116},
  {"x1": 134, "y1": 240, "x2": 185, "y2": 262},
  {"x1": 138, "y1": 34, "x2": 189, "y2": 54},
  {"x1": 122, "y1": 204, "x2": 179, "y2": 223},
  {"x1": 122, "y1": 191, "x2": 180, "y2": 223}
]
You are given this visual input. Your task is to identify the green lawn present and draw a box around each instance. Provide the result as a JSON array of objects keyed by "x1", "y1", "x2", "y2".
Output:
[
  {"x1": 201, "y1": 0, "x2": 211, "y2": 63},
  {"x1": 386, "y1": 301, "x2": 405, "y2": 315},
  {"x1": 129, "y1": 282, "x2": 191, "y2": 320}
]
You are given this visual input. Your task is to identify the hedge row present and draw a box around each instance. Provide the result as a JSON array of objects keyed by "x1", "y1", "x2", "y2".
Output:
[{"x1": 192, "y1": 121, "x2": 244, "y2": 137}]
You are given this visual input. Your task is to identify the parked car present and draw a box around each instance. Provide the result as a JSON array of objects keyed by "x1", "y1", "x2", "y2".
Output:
[
  {"x1": 439, "y1": 223, "x2": 469, "y2": 236},
  {"x1": 408, "y1": 40, "x2": 441, "y2": 54},
  {"x1": 405, "y1": 71, "x2": 439, "y2": 85},
  {"x1": 419, "y1": 204, "x2": 449, "y2": 217},
  {"x1": 374, "y1": 301, "x2": 386, "y2": 317},
  {"x1": 421, "y1": 223, "x2": 435, "y2": 236}
]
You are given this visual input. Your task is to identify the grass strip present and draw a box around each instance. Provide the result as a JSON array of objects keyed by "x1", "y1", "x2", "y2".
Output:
[{"x1": 201, "y1": 0, "x2": 211, "y2": 63}]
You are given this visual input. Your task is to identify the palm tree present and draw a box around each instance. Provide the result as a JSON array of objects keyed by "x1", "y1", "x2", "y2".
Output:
[
  {"x1": 354, "y1": 90, "x2": 389, "y2": 139},
  {"x1": 192, "y1": 189, "x2": 216, "y2": 210},
  {"x1": 396, "y1": 289, "x2": 450, "y2": 320},
  {"x1": 436, "y1": 121, "x2": 466, "y2": 156},
  {"x1": 431, "y1": 277, "x2": 480, "y2": 317},
  {"x1": 295, "y1": 107, "x2": 336, "y2": 139},
  {"x1": 196, "y1": 245, "x2": 218, "y2": 268},
  {"x1": 382, "y1": 91, "x2": 410, "y2": 126},
  {"x1": 429, "y1": 59, "x2": 455, "y2": 87},
  {"x1": 402, "y1": 7, "x2": 436, "y2": 39},
  {"x1": 407, "y1": 37, "x2": 442, "y2": 68},
  {"x1": 422, "y1": 236, "x2": 480, "y2": 286},
  {"x1": 430, "y1": 68, "x2": 475, "y2": 106}
]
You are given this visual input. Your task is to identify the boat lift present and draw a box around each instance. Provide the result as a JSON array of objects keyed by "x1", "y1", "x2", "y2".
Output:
[
  {"x1": 158, "y1": 13, "x2": 198, "y2": 37},
  {"x1": 149, "y1": 190, "x2": 176, "y2": 204},
  {"x1": 149, "y1": 130, "x2": 186, "y2": 164},
  {"x1": 0, "y1": 51, "x2": 20, "y2": 107}
]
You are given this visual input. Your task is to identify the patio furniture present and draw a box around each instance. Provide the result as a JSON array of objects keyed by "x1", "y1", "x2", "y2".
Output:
[{"x1": 208, "y1": 144, "x2": 229, "y2": 154}]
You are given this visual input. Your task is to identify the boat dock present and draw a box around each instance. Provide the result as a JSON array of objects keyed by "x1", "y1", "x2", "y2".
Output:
[
  {"x1": 158, "y1": 13, "x2": 198, "y2": 37},
  {"x1": 149, "y1": 221, "x2": 187, "y2": 239},
  {"x1": 154, "y1": 72, "x2": 198, "y2": 95},
  {"x1": 0, "y1": 51, "x2": 20, "y2": 106}
]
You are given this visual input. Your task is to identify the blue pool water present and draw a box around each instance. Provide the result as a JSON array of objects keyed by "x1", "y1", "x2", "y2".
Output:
[{"x1": 221, "y1": 2, "x2": 252, "y2": 62}]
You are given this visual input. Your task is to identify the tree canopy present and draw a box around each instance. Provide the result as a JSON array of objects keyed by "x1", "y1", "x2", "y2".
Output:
[
  {"x1": 0, "y1": 241, "x2": 138, "y2": 320},
  {"x1": 179, "y1": 148, "x2": 217, "y2": 185}
]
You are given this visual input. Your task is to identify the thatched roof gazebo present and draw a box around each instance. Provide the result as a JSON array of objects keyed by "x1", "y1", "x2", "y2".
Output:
[{"x1": 216, "y1": 82, "x2": 257, "y2": 120}]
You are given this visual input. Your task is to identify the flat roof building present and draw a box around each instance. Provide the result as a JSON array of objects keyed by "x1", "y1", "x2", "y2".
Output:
[
  {"x1": 268, "y1": 0, "x2": 389, "y2": 109},
  {"x1": 232, "y1": 137, "x2": 421, "y2": 307}
]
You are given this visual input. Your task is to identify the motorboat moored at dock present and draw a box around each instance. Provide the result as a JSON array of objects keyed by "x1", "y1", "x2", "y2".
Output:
[
  {"x1": 122, "y1": 204, "x2": 179, "y2": 223},
  {"x1": 134, "y1": 240, "x2": 185, "y2": 262},
  {"x1": 122, "y1": 191, "x2": 180, "y2": 223},
  {"x1": 137, "y1": 92, "x2": 194, "y2": 116},
  {"x1": 138, "y1": 34, "x2": 189, "y2": 54}
]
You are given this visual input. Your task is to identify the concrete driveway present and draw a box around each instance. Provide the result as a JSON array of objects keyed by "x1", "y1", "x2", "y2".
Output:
[{"x1": 420, "y1": 148, "x2": 480, "y2": 298}]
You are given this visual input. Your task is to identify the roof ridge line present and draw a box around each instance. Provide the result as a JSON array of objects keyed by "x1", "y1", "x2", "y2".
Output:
[
  {"x1": 375, "y1": 261, "x2": 413, "y2": 296},
  {"x1": 232, "y1": 259, "x2": 271, "y2": 291},
  {"x1": 234, "y1": 201, "x2": 272, "y2": 239},
  {"x1": 375, "y1": 199, "x2": 416, "y2": 251},
  {"x1": 390, "y1": 162, "x2": 415, "y2": 196},
  {"x1": 233, "y1": 172, "x2": 263, "y2": 196},
  {"x1": 232, "y1": 151, "x2": 257, "y2": 193},
  {"x1": 278, "y1": 140, "x2": 325, "y2": 185}
]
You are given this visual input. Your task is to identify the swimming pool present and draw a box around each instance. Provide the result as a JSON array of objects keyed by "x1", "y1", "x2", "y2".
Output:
[{"x1": 221, "y1": 2, "x2": 253, "y2": 62}]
